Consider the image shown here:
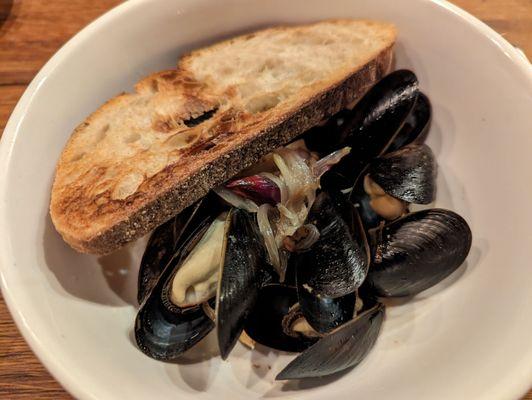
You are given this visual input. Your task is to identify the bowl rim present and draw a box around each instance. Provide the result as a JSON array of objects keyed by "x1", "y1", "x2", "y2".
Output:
[{"x1": 0, "y1": 0, "x2": 531, "y2": 399}]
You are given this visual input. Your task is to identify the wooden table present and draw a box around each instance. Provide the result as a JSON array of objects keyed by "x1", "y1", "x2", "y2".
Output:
[{"x1": 0, "y1": 0, "x2": 530, "y2": 398}]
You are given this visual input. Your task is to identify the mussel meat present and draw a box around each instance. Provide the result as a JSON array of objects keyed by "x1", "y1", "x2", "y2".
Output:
[
  {"x1": 137, "y1": 195, "x2": 221, "y2": 304},
  {"x1": 166, "y1": 212, "x2": 227, "y2": 308},
  {"x1": 349, "y1": 171, "x2": 386, "y2": 231},
  {"x1": 137, "y1": 198, "x2": 208, "y2": 304}
]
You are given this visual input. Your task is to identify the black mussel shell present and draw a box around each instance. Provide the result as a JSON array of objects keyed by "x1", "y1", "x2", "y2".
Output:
[
  {"x1": 297, "y1": 288, "x2": 356, "y2": 334},
  {"x1": 319, "y1": 70, "x2": 419, "y2": 188},
  {"x1": 137, "y1": 195, "x2": 222, "y2": 304},
  {"x1": 135, "y1": 298, "x2": 215, "y2": 361},
  {"x1": 387, "y1": 92, "x2": 432, "y2": 153},
  {"x1": 368, "y1": 144, "x2": 437, "y2": 204},
  {"x1": 135, "y1": 218, "x2": 216, "y2": 360},
  {"x1": 138, "y1": 218, "x2": 177, "y2": 305},
  {"x1": 283, "y1": 253, "x2": 298, "y2": 286},
  {"x1": 303, "y1": 109, "x2": 354, "y2": 155},
  {"x1": 357, "y1": 279, "x2": 380, "y2": 312},
  {"x1": 367, "y1": 208, "x2": 472, "y2": 297},
  {"x1": 216, "y1": 208, "x2": 268, "y2": 359},
  {"x1": 276, "y1": 303, "x2": 384, "y2": 380},
  {"x1": 296, "y1": 192, "x2": 369, "y2": 298},
  {"x1": 244, "y1": 284, "x2": 318, "y2": 352},
  {"x1": 319, "y1": 170, "x2": 352, "y2": 198}
]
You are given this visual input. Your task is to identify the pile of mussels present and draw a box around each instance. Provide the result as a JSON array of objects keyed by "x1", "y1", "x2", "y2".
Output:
[{"x1": 134, "y1": 70, "x2": 472, "y2": 380}]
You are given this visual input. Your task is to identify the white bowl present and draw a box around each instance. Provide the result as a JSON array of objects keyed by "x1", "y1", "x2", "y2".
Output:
[{"x1": 1, "y1": 0, "x2": 531, "y2": 399}]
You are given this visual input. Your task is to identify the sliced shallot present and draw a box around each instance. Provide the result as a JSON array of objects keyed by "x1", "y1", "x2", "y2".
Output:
[
  {"x1": 313, "y1": 147, "x2": 351, "y2": 178},
  {"x1": 257, "y1": 204, "x2": 283, "y2": 279},
  {"x1": 213, "y1": 187, "x2": 259, "y2": 213},
  {"x1": 225, "y1": 175, "x2": 281, "y2": 205}
]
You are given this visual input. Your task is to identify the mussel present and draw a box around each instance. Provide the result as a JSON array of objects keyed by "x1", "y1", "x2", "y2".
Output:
[
  {"x1": 306, "y1": 69, "x2": 419, "y2": 188},
  {"x1": 165, "y1": 212, "x2": 227, "y2": 309},
  {"x1": 297, "y1": 289, "x2": 356, "y2": 334},
  {"x1": 367, "y1": 208, "x2": 472, "y2": 297},
  {"x1": 135, "y1": 212, "x2": 217, "y2": 360},
  {"x1": 283, "y1": 253, "x2": 298, "y2": 287},
  {"x1": 295, "y1": 192, "x2": 369, "y2": 298},
  {"x1": 137, "y1": 195, "x2": 222, "y2": 304},
  {"x1": 137, "y1": 218, "x2": 178, "y2": 305},
  {"x1": 291, "y1": 192, "x2": 368, "y2": 333},
  {"x1": 367, "y1": 143, "x2": 436, "y2": 205},
  {"x1": 244, "y1": 284, "x2": 319, "y2": 352},
  {"x1": 351, "y1": 144, "x2": 436, "y2": 231},
  {"x1": 276, "y1": 302, "x2": 384, "y2": 380},
  {"x1": 135, "y1": 204, "x2": 269, "y2": 360},
  {"x1": 387, "y1": 92, "x2": 432, "y2": 153},
  {"x1": 216, "y1": 208, "x2": 270, "y2": 359},
  {"x1": 349, "y1": 172, "x2": 384, "y2": 230}
]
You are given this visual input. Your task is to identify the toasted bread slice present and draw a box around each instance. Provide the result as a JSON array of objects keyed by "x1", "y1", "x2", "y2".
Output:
[{"x1": 50, "y1": 19, "x2": 396, "y2": 254}]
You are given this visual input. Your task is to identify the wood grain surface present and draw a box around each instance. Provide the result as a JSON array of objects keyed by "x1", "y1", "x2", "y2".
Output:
[{"x1": 0, "y1": 0, "x2": 530, "y2": 398}]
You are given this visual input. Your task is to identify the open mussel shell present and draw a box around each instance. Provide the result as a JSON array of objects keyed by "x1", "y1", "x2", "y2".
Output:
[
  {"x1": 303, "y1": 108, "x2": 355, "y2": 155},
  {"x1": 138, "y1": 218, "x2": 177, "y2": 305},
  {"x1": 368, "y1": 143, "x2": 437, "y2": 204},
  {"x1": 387, "y1": 92, "x2": 432, "y2": 153},
  {"x1": 244, "y1": 284, "x2": 318, "y2": 352},
  {"x1": 135, "y1": 217, "x2": 216, "y2": 360},
  {"x1": 297, "y1": 288, "x2": 356, "y2": 334},
  {"x1": 357, "y1": 279, "x2": 380, "y2": 312},
  {"x1": 276, "y1": 302, "x2": 384, "y2": 380},
  {"x1": 318, "y1": 170, "x2": 353, "y2": 199},
  {"x1": 367, "y1": 208, "x2": 472, "y2": 297},
  {"x1": 138, "y1": 304, "x2": 215, "y2": 361},
  {"x1": 296, "y1": 192, "x2": 370, "y2": 298},
  {"x1": 215, "y1": 208, "x2": 269, "y2": 359},
  {"x1": 137, "y1": 195, "x2": 221, "y2": 304},
  {"x1": 317, "y1": 70, "x2": 419, "y2": 187},
  {"x1": 350, "y1": 167, "x2": 385, "y2": 231},
  {"x1": 134, "y1": 296, "x2": 215, "y2": 361}
]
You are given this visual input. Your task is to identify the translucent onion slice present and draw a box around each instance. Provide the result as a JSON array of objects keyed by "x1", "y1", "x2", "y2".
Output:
[
  {"x1": 313, "y1": 147, "x2": 351, "y2": 178},
  {"x1": 260, "y1": 172, "x2": 288, "y2": 205},
  {"x1": 257, "y1": 204, "x2": 283, "y2": 278},
  {"x1": 213, "y1": 187, "x2": 258, "y2": 213}
]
